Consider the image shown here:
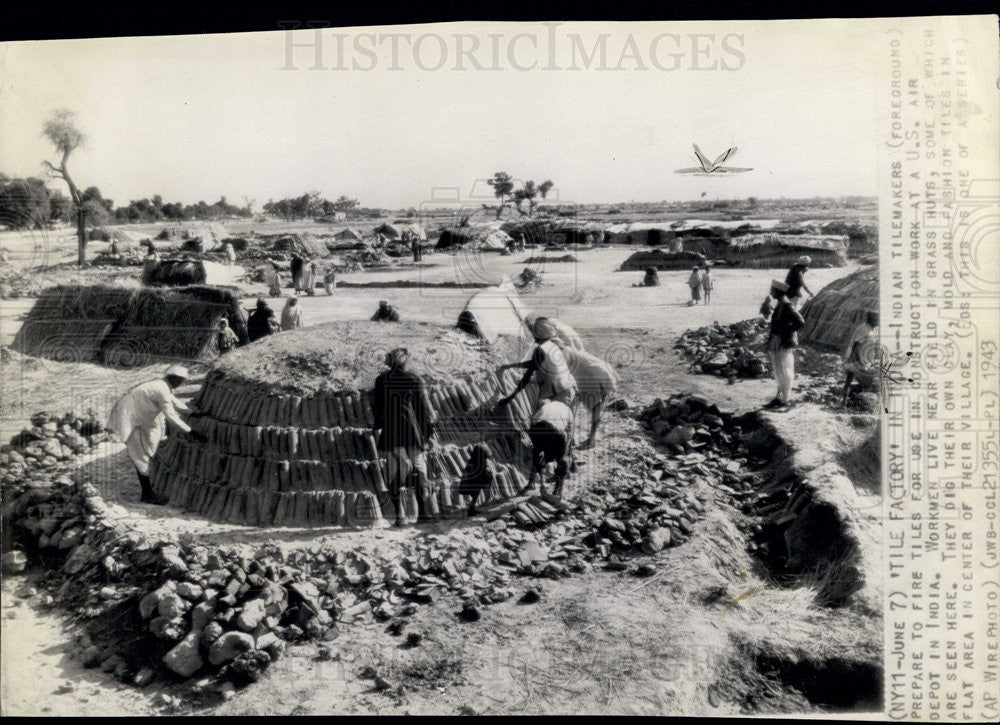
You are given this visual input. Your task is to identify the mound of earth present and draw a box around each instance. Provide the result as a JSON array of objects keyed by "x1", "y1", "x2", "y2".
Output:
[{"x1": 214, "y1": 321, "x2": 510, "y2": 395}]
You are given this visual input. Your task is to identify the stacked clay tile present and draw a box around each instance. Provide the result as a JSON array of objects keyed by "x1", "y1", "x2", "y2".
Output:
[{"x1": 149, "y1": 322, "x2": 537, "y2": 527}]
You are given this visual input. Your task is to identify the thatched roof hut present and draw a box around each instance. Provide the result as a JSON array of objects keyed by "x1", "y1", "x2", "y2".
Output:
[
  {"x1": 148, "y1": 321, "x2": 537, "y2": 527},
  {"x1": 723, "y1": 234, "x2": 848, "y2": 268},
  {"x1": 436, "y1": 225, "x2": 513, "y2": 250},
  {"x1": 619, "y1": 249, "x2": 707, "y2": 272},
  {"x1": 264, "y1": 232, "x2": 331, "y2": 259},
  {"x1": 800, "y1": 265, "x2": 878, "y2": 352},
  {"x1": 12, "y1": 284, "x2": 249, "y2": 366}
]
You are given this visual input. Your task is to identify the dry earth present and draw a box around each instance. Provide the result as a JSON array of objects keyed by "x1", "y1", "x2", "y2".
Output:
[{"x1": 0, "y1": 232, "x2": 878, "y2": 716}]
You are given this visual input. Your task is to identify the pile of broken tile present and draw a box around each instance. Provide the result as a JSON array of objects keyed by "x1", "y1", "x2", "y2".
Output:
[
  {"x1": 2, "y1": 395, "x2": 765, "y2": 698},
  {"x1": 674, "y1": 318, "x2": 770, "y2": 379}
]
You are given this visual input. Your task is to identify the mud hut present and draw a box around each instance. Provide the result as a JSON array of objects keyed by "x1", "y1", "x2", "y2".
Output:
[
  {"x1": 12, "y1": 284, "x2": 249, "y2": 366},
  {"x1": 800, "y1": 265, "x2": 879, "y2": 353},
  {"x1": 723, "y1": 234, "x2": 848, "y2": 269},
  {"x1": 149, "y1": 321, "x2": 537, "y2": 527}
]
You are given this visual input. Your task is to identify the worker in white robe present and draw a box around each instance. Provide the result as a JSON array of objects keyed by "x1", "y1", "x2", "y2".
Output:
[{"x1": 106, "y1": 365, "x2": 205, "y2": 503}]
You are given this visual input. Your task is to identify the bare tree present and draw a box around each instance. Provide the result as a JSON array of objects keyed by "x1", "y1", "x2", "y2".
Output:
[{"x1": 42, "y1": 109, "x2": 88, "y2": 265}]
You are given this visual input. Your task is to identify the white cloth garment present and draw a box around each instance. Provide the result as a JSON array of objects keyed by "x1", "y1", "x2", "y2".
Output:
[
  {"x1": 768, "y1": 335, "x2": 795, "y2": 403},
  {"x1": 107, "y1": 379, "x2": 190, "y2": 474}
]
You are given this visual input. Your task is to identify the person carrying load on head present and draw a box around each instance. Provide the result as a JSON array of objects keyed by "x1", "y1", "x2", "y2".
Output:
[
  {"x1": 765, "y1": 279, "x2": 805, "y2": 410},
  {"x1": 106, "y1": 365, "x2": 207, "y2": 504},
  {"x1": 373, "y1": 347, "x2": 437, "y2": 527},
  {"x1": 841, "y1": 310, "x2": 880, "y2": 407}
]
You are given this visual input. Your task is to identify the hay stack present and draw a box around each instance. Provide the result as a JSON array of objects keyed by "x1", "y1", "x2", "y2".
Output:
[
  {"x1": 723, "y1": 234, "x2": 848, "y2": 268},
  {"x1": 800, "y1": 265, "x2": 878, "y2": 352},
  {"x1": 618, "y1": 249, "x2": 706, "y2": 272},
  {"x1": 149, "y1": 321, "x2": 535, "y2": 528},
  {"x1": 12, "y1": 284, "x2": 248, "y2": 365},
  {"x1": 143, "y1": 259, "x2": 208, "y2": 286}
]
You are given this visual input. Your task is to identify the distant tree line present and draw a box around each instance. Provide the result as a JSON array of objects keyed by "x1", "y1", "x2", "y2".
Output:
[{"x1": 262, "y1": 192, "x2": 381, "y2": 221}]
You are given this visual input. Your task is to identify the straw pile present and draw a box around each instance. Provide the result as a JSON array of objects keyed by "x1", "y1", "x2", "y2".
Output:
[
  {"x1": 150, "y1": 321, "x2": 535, "y2": 527},
  {"x1": 723, "y1": 234, "x2": 848, "y2": 268},
  {"x1": 800, "y1": 265, "x2": 878, "y2": 352},
  {"x1": 12, "y1": 284, "x2": 247, "y2": 365},
  {"x1": 143, "y1": 259, "x2": 208, "y2": 286},
  {"x1": 619, "y1": 249, "x2": 706, "y2": 271}
]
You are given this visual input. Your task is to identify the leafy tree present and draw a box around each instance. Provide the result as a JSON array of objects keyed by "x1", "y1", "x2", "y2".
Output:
[
  {"x1": 0, "y1": 176, "x2": 51, "y2": 229},
  {"x1": 487, "y1": 172, "x2": 514, "y2": 219},
  {"x1": 41, "y1": 109, "x2": 88, "y2": 264},
  {"x1": 332, "y1": 195, "x2": 359, "y2": 213}
]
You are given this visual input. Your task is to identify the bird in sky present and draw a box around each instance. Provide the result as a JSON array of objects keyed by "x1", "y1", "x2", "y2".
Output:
[{"x1": 675, "y1": 144, "x2": 753, "y2": 175}]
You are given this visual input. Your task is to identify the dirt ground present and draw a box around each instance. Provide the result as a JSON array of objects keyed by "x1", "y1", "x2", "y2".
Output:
[{"x1": 0, "y1": 233, "x2": 875, "y2": 716}]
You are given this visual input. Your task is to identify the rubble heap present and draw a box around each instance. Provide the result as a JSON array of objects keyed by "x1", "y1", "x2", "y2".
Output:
[
  {"x1": 1, "y1": 410, "x2": 109, "y2": 482},
  {"x1": 674, "y1": 318, "x2": 770, "y2": 379}
]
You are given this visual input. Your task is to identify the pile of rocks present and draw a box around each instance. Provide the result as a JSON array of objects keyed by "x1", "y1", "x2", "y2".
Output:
[
  {"x1": 1, "y1": 410, "x2": 109, "y2": 485},
  {"x1": 675, "y1": 318, "x2": 770, "y2": 380}
]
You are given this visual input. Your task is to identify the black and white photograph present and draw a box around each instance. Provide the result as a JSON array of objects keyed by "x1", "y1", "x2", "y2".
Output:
[{"x1": 0, "y1": 15, "x2": 997, "y2": 718}]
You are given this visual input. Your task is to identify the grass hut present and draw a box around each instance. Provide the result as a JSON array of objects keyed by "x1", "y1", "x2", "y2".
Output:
[
  {"x1": 148, "y1": 321, "x2": 537, "y2": 527},
  {"x1": 12, "y1": 284, "x2": 248, "y2": 366},
  {"x1": 618, "y1": 249, "x2": 707, "y2": 272},
  {"x1": 723, "y1": 234, "x2": 848, "y2": 268},
  {"x1": 436, "y1": 225, "x2": 512, "y2": 251},
  {"x1": 800, "y1": 265, "x2": 878, "y2": 352}
]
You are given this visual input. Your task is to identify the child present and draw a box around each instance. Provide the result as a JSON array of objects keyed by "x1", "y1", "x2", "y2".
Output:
[
  {"x1": 456, "y1": 443, "x2": 496, "y2": 516},
  {"x1": 701, "y1": 266, "x2": 713, "y2": 304},
  {"x1": 687, "y1": 267, "x2": 702, "y2": 306}
]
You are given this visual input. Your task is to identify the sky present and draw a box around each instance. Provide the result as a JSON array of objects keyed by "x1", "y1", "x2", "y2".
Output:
[{"x1": 0, "y1": 20, "x2": 882, "y2": 209}]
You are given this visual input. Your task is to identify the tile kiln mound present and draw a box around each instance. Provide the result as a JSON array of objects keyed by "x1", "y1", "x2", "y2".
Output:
[{"x1": 149, "y1": 321, "x2": 535, "y2": 527}]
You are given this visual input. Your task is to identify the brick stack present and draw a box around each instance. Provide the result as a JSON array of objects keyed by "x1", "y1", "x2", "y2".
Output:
[{"x1": 149, "y1": 366, "x2": 536, "y2": 527}]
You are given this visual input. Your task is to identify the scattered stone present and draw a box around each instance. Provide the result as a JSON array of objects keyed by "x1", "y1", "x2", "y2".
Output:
[
  {"x1": 133, "y1": 668, "x2": 156, "y2": 687},
  {"x1": 404, "y1": 632, "x2": 423, "y2": 648},
  {"x1": 225, "y1": 650, "x2": 271, "y2": 686},
  {"x1": 220, "y1": 682, "x2": 236, "y2": 701},
  {"x1": 374, "y1": 675, "x2": 393, "y2": 691},
  {"x1": 100, "y1": 654, "x2": 125, "y2": 673}
]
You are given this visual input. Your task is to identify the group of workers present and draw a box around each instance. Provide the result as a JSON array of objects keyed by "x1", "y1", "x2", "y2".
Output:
[{"x1": 108, "y1": 300, "x2": 616, "y2": 520}]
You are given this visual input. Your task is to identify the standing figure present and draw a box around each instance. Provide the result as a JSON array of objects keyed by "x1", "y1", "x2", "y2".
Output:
[
  {"x1": 687, "y1": 266, "x2": 703, "y2": 306},
  {"x1": 216, "y1": 318, "x2": 239, "y2": 354},
  {"x1": 247, "y1": 298, "x2": 280, "y2": 341},
  {"x1": 323, "y1": 268, "x2": 336, "y2": 296},
  {"x1": 372, "y1": 348, "x2": 437, "y2": 527},
  {"x1": 765, "y1": 280, "x2": 806, "y2": 410},
  {"x1": 106, "y1": 365, "x2": 206, "y2": 504},
  {"x1": 265, "y1": 262, "x2": 283, "y2": 297},
  {"x1": 222, "y1": 241, "x2": 236, "y2": 265},
  {"x1": 143, "y1": 242, "x2": 160, "y2": 279},
  {"x1": 701, "y1": 265, "x2": 713, "y2": 304},
  {"x1": 784, "y1": 255, "x2": 814, "y2": 308},
  {"x1": 280, "y1": 296, "x2": 303, "y2": 331},
  {"x1": 290, "y1": 255, "x2": 306, "y2": 295}
]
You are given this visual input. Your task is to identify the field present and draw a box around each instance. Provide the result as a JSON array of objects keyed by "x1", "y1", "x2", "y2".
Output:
[{"x1": 0, "y1": 214, "x2": 881, "y2": 716}]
